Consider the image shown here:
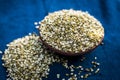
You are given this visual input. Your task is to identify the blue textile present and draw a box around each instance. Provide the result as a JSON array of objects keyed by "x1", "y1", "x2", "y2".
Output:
[{"x1": 0, "y1": 0, "x2": 120, "y2": 80}]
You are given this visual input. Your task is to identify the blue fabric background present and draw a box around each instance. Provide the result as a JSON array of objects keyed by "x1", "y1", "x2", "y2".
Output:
[{"x1": 0, "y1": 0, "x2": 120, "y2": 80}]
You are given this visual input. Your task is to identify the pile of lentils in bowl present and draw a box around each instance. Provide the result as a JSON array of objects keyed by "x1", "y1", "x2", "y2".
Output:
[{"x1": 38, "y1": 9, "x2": 104, "y2": 55}]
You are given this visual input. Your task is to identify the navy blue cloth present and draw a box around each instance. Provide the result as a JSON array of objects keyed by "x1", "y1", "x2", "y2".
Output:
[{"x1": 0, "y1": 0, "x2": 120, "y2": 80}]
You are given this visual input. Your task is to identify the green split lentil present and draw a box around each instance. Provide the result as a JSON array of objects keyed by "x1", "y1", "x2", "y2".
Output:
[
  {"x1": 57, "y1": 74, "x2": 60, "y2": 79},
  {"x1": 38, "y1": 9, "x2": 104, "y2": 53},
  {"x1": 0, "y1": 50, "x2": 2, "y2": 54}
]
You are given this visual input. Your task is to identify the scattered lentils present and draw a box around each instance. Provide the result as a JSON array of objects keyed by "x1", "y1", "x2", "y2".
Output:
[
  {"x1": 2, "y1": 36, "x2": 101, "y2": 80},
  {"x1": 61, "y1": 56, "x2": 101, "y2": 79},
  {"x1": 2, "y1": 34, "x2": 67, "y2": 80}
]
